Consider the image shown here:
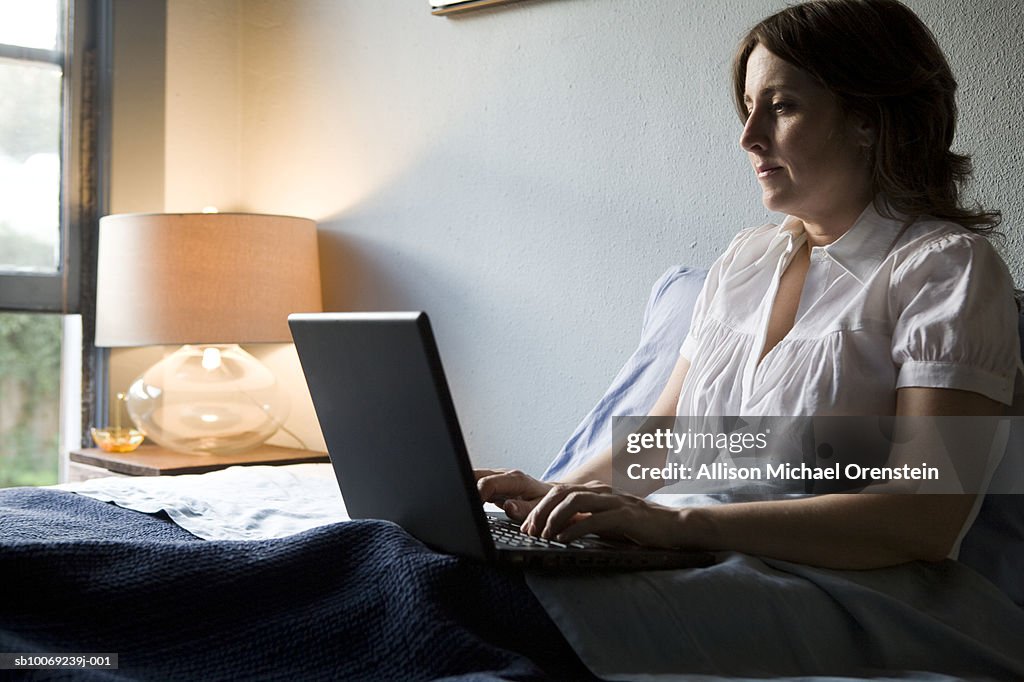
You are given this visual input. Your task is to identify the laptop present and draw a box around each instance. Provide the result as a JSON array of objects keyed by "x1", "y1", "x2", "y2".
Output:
[{"x1": 288, "y1": 311, "x2": 713, "y2": 570}]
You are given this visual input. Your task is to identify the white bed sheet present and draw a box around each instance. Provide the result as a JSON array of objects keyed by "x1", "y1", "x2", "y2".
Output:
[
  {"x1": 56, "y1": 463, "x2": 505, "y2": 541},
  {"x1": 55, "y1": 463, "x2": 349, "y2": 540}
]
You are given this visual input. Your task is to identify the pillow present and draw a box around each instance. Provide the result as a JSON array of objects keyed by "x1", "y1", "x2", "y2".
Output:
[
  {"x1": 544, "y1": 264, "x2": 1024, "y2": 607},
  {"x1": 541, "y1": 266, "x2": 707, "y2": 481}
]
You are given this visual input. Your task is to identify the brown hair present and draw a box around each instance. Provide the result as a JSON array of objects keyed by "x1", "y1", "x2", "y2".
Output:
[{"x1": 732, "y1": 0, "x2": 1000, "y2": 233}]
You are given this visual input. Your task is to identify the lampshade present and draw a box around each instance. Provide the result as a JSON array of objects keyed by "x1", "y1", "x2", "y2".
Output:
[
  {"x1": 93, "y1": 212, "x2": 323, "y2": 456},
  {"x1": 95, "y1": 213, "x2": 322, "y2": 346}
]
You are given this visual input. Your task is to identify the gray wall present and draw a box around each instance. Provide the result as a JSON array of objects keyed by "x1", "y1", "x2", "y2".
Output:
[{"x1": 149, "y1": 0, "x2": 1024, "y2": 475}]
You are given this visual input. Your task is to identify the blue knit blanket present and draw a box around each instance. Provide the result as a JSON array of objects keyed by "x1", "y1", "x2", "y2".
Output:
[{"x1": 0, "y1": 488, "x2": 587, "y2": 681}]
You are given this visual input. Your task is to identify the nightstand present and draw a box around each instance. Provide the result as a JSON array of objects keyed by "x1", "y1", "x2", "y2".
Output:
[{"x1": 67, "y1": 444, "x2": 330, "y2": 482}]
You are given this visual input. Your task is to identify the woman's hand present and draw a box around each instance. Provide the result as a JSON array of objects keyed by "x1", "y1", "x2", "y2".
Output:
[
  {"x1": 474, "y1": 469, "x2": 553, "y2": 521},
  {"x1": 521, "y1": 481, "x2": 690, "y2": 549}
]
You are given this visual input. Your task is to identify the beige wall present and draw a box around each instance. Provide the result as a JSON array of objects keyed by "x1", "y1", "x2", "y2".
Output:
[{"x1": 164, "y1": 0, "x2": 243, "y2": 212}]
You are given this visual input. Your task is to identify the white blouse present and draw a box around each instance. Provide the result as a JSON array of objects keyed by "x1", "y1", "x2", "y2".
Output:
[{"x1": 678, "y1": 201, "x2": 1021, "y2": 416}]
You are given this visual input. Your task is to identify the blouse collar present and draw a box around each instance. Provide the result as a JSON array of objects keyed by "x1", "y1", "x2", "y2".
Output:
[{"x1": 776, "y1": 200, "x2": 908, "y2": 284}]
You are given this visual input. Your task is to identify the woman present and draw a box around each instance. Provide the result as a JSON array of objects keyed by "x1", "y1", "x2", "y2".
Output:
[
  {"x1": 474, "y1": 2, "x2": 1024, "y2": 677},
  {"x1": 478, "y1": 0, "x2": 1020, "y2": 571}
]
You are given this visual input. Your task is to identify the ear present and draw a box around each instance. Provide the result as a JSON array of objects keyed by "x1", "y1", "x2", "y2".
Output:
[{"x1": 849, "y1": 114, "x2": 876, "y2": 148}]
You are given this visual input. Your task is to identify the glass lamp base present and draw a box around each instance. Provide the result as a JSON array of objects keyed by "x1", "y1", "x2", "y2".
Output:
[{"x1": 125, "y1": 344, "x2": 289, "y2": 455}]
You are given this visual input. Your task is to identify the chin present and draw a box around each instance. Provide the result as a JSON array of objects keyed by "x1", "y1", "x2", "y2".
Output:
[{"x1": 760, "y1": 192, "x2": 792, "y2": 215}]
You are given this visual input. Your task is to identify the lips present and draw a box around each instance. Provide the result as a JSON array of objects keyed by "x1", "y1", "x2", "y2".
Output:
[{"x1": 756, "y1": 164, "x2": 783, "y2": 178}]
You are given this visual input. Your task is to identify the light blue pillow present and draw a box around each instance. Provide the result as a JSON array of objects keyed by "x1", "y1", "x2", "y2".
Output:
[{"x1": 541, "y1": 266, "x2": 707, "y2": 481}]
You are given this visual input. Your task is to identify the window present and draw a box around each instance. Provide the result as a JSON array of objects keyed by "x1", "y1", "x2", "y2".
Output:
[
  {"x1": 0, "y1": 313, "x2": 61, "y2": 486},
  {"x1": 0, "y1": 0, "x2": 72, "y2": 308},
  {"x1": 0, "y1": 0, "x2": 99, "y2": 487}
]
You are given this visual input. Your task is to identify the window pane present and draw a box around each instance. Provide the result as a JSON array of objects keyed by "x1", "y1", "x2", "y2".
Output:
[
  {"x1": 0, "y1": 58, "x2": 62, "y2": 274},
  {"x1": 0, "y1": 312, "x2": 61, "y2": 487},
  {"x1": 0, "y1": 0, "x2": 61, "y2": 50}
]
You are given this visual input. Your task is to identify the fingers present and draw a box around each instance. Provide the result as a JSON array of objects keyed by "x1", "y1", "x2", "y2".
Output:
[
  {"x1": 521, "y1": 481, "x2": 615, "y2": 538},
  {"x1": 551, "y1": 507, "x2": 636, "y2": 544},
  {"x1": 474, "y1": 469, "x2": 550, "y2": 508},
  {"x1": 539, "y1": 496, "x2": 683, "y2": 548},
  {"x1": 502, "y1": 497, "x2": 538, "y2": 522},
  {"x1": 474, "y1": 468, "x2": 519, "y2": 501},
  {"x1": 508, "y1": 479, "x2": 681, "y2": 548},
  {"x1": 542, "y1": 491, "x2": 624, "y2": 540}
]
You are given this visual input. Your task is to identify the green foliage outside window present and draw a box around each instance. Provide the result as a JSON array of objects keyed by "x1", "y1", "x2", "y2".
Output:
[{"x1": 0, "y1": 312, "x2": 61, "y2": 487}]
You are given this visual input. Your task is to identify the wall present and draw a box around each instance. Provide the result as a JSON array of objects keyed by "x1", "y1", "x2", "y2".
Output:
[
  {"x1": 109, "y1": 0, "x2": 166, "y2": 214},
  {"x1": 164, "y1": 0, "x2": 243, "y2": 212},
  {"x1": 121, "y1": 0, "x2": 1024, "y2": 474}
]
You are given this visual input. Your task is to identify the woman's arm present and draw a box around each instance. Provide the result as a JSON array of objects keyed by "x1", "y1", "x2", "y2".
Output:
[
  {"x1": 475, "y1": 354, "x2": 691, "y2": 516},
  {"x1": 561, "y1": 355, "x2": 692, "y2": 487},
  {"x1": 522, "y1": 386, "x2": 1001, "y2": 569}
]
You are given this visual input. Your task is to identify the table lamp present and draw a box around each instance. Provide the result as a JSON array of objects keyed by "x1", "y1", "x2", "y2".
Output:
[{"x1": 94, "y1": 212, "x2": 322, "y2": 455}]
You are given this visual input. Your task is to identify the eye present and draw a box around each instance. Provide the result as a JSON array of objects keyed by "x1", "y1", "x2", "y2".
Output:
[{"x1": 772, "y1": 100, "x2": 794, "y2": 114}]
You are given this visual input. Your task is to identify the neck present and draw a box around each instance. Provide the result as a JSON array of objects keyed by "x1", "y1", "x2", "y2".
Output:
[{"x1": 799, "y1": 193, "x2": 875, "y2": 247}]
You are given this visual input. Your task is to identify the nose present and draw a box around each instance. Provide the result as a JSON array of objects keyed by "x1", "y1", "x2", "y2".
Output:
[{"x1": 739, "y1": 106, "x2": 769, "y2": 153}]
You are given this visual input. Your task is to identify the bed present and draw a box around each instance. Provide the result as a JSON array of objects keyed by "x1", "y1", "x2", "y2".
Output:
[
  {"x1": 1, "y1": 484, "x2": 589, "y2": 681},
  {"x1": 3, "y1": 266, "x2": 1023, "y2": 681}
]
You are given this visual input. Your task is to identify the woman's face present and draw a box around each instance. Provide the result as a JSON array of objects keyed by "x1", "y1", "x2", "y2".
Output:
[{"x1": 740, "y1": 44, "x2": 873, "y2": 230}]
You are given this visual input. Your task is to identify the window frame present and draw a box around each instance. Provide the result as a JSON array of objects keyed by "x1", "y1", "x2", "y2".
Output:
[
  {"x1": 0, "y1": 0, "x2": 98, "y2": 314},
  {"x1": 0, "y1": 1, "x2": 110, "y2": 454}
]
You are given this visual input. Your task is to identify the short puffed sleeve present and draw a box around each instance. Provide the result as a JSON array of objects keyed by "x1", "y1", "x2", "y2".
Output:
[{"x1": 891, "y1": 232, "x2": 1020, "y2": 405}]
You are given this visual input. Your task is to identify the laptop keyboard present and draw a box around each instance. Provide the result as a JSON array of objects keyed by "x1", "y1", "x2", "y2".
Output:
[{"x1": 487, "y1": 515, "x2": 592, "y2": 550}]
